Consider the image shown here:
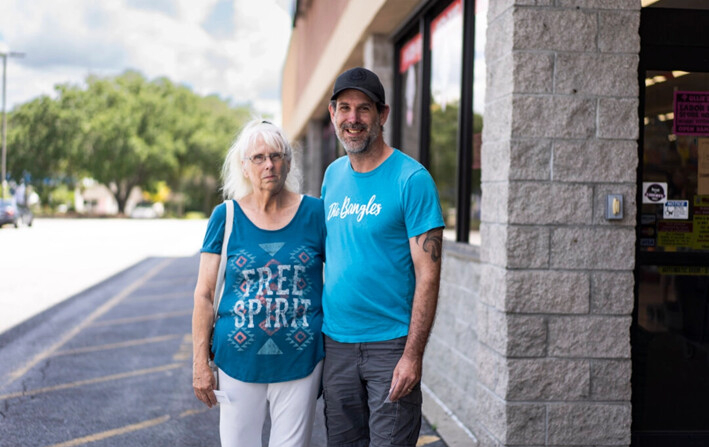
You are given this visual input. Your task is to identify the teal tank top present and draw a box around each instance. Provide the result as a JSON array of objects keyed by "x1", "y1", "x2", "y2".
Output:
[{"x1": 201, "y1": 196, "x2": 325, "y2": 382}]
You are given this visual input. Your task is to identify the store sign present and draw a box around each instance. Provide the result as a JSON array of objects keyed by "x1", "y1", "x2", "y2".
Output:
[
  {"x1": 657, "y1": 221, "x2": 693, "y2": 248},
  {"x1": 431, "y1": 0, "x2": 462, "y2": 49},
  {"x1": 692, "y1": 196, "x2": 709, "y2": 249},
  {"x1": 430, "y1": 0, "x2": 462, "y2": 110},
  {"x1": 640, "y1": 238, "x2": 656, "y2": 247},
  {"x1": 642, "y1": 182, "x2": 668, "y2": 204},
  {"x1": 698, "y1": 139, "x2": 709, "y2": 194},
  {"x1": 663, "y1": 200, "x2": 689, "y2": 219},
  {"x1": 399, "y1": 33, "x2": 422, "y2": 74},
  {"x1": 659, "y1": 266, "x2": 709, "y2": 276},
  {"x1": 674, "y1": 91, "x2": 709, "y2": 136}
]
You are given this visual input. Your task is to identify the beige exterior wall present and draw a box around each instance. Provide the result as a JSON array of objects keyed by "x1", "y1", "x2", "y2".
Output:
[{"x1": 281, "y1": 0, "x2": 348, "y2": 133}]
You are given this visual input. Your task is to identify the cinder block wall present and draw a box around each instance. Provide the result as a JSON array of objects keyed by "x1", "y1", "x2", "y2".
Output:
[
  {"x1": 423, "y1": 243, "x2": 488, "y2": 440},
  {"x1": 425, "y1": 1, "x2": 641, "y2": 446}
]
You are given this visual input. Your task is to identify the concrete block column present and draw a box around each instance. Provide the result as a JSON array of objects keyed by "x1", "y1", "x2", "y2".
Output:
[
  {"x1": 478, "y1": 1, "x2": 640, "y2": 445},
  {"x1": 302, "y1": 121, "x2": 324, "y2": 197}
]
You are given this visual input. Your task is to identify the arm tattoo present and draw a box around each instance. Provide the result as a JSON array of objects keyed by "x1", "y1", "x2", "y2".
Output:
[{"x1": 415, "y1": 231, "x2": 442, "y2": 263}]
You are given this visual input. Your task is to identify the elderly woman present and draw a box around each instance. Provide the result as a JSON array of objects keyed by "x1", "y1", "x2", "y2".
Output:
[{"x1": 192, "y1": 119, "x2": 325, "y2": 447}]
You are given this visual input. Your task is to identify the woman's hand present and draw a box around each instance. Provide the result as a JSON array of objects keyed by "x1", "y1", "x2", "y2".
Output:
[
  {"x1": 193, "y1": 361, "x2": 218, "y2": 408},
  {"x1": 192, "y1": 252, "x2": 221, "y2": 408}
]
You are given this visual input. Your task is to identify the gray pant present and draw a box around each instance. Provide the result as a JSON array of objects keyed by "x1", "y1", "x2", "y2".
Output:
[{"x1": 322, "y1": 335, "x2": 422, "y2": 447}]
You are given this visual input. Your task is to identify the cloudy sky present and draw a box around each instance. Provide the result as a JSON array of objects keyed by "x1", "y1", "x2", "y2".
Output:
[{"x1": 0, "y1": 0, "x2": 293, "y2": 123}]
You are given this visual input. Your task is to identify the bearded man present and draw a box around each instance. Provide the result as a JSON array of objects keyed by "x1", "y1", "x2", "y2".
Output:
[{"x1": 320, "y1": 67, "x2": 445, "y2": 447}]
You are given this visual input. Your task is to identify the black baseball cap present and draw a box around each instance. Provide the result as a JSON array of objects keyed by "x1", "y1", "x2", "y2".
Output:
[{"x1": 331, "y1": 67, "x2": 385, "y2": 105}]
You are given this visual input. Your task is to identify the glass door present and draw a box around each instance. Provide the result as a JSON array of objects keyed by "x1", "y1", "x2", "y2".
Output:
[{"x1": 633, "y1": 6, "x2": 709, "y2": 446}]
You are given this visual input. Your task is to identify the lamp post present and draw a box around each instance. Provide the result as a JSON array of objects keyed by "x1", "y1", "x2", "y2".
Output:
[{"x1": 1, "y1": 50, "x2": 25, "y2": 198}]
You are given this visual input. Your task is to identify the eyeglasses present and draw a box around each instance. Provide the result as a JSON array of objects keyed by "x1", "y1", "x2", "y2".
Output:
[{"x1": 248, "y1": 152, "x2": 286, "y2": 164}]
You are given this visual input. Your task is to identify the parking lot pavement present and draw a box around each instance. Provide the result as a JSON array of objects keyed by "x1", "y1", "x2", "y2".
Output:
[
  {"x1": 0, "y1": 218, "x2": 209, "y2": 334},
  {"x1": 0, "y1": 256, "x2": 210, "y2": 446},
  {"x1": 0, "y1": 250, "x2": 447, "y2": 446}
]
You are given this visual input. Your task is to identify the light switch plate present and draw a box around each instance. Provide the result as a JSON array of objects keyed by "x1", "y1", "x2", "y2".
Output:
[{"x1": 606, "y1": 194, "x2": 623, "y2": 220}]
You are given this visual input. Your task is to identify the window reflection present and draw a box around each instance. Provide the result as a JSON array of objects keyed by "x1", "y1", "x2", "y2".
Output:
[
  {"x1": 430, "y1": 0, "x2": 462, "y2": 239},
  {"x1": 399, "y1": 32, "x2": 422, "y2": 161},
  {"x1": 471, "y1": 0, "x2": 486, "y2": 243},
  {"x1": 395, "y1": 0, "x2": 485, "y2": 244}
]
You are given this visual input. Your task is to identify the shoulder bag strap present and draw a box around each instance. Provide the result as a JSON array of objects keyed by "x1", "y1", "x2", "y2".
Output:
[{"x1": 213, "y1": 199, "x2": 233, "y2": 323}]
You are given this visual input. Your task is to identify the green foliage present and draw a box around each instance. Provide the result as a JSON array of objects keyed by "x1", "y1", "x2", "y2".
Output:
[
  {"x1": 48, "y1": 184, "x2": 74, "y2": 211},
  {"x1": 430, "y1": 101, "x2": 459, "y2": 215},
  {"x1": 184, "y1": 211, "x2": 207, "y2": 220},
  {"x1": 429, "y1": 100, "x2": 483, "y2": 228},
  {"x1": 7, "y1": 94, "x2": 84, "y2": 204},
  {"x1": 7, "y1": 70, "x2": 252, "y2": 214}
]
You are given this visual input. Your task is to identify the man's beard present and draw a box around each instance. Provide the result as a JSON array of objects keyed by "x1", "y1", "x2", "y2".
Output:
[{"x1": 336, "y1": 122, "x2": 379, "y2": 154}]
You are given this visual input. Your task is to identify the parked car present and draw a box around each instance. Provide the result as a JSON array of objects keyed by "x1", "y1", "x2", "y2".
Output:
[
  {"x1": 0, "y1": 199, "x2": 34, "y2": 228},
  {"x1": 130, "y1": 201, "x2": 164, "y2": 219}
]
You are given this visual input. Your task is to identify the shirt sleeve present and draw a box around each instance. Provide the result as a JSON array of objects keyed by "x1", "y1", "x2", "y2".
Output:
[
  {"x1": 402, "y1": 169, "x2": 445, "y2": 239},
  {"x1": 201, "y1": 202, "x2": 227, "y2": 254}
]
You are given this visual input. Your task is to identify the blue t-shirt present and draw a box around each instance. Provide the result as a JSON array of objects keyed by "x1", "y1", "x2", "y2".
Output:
[
  {"x1": 201, "y1": 195, "x2": 326, "y2": 383},
  {"x1": 321, "y1": 149, "x2": 444, "y2": 343}
]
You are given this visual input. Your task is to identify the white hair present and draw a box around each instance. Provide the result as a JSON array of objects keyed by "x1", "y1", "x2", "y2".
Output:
[{"x1": 221, "y1": 119, "x2": 301, "y2": 200}]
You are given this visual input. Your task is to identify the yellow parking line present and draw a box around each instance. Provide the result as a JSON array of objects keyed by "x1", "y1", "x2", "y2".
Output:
[
  {"x1": 173, "y1": 334, "x2": 194, "y2": 361},
  {"x1": 0, "y1": 363, "x2": 184, "y2": 401},
  {"x1": 144, "y1": 277, "x2": 195, "y2": 286},
  {"x1": 179, "y1": 407, "x2": 212, "y2": 418},
  {"x1": 1, "y1": 259, "x2": 175, "y2": 389},
  {"x1": 125, "y1": 291, "x2": 189, "y2": 302},
  {"x1": 44, "y1": 414, "x2": 171, "y2": 447},
  {"x1": 51, "y1": 334, "x2": 182, "y2": 357},
  {"x1": 417, "y1": 435, "x2": 442, "y2": 446},
  {"x1": 89, "y1": 309, "x2": 192, "y2": 327},
  {"x1": 43, "y1": 407, "x2": 213, "y2": 447}
]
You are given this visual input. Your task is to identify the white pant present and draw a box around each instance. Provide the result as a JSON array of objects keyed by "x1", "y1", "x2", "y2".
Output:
[{"x1": 218, "y1": 360, "x2": 323, "y2": 447}]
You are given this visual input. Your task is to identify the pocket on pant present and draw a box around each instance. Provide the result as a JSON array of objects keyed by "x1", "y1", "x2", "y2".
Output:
[
  {"x1": 389, "y1": 391, "x2": 422, "y2": 446},
  {"x1": 378, "y1": 386, "x2": 423, "y2": 446}
]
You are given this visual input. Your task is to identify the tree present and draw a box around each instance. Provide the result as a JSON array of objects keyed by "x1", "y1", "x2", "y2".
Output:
[
  {"x1": 8, "y1": 70, "x2": 252, "y2": 214},
  {"x1": 165, "y1": 89, "x2": 251, "y2": 214},
  {"x1": 7, "y1": 92, "x2": 85, "y2": 204}
]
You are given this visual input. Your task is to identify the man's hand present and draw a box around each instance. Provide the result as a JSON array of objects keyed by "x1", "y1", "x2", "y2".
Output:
[
  {"x1": 387, "y1": 227, "x2": 443, "y2": 402},
  {"x1": 388, "y1": 352, "x2": 422, "y2": 402}
]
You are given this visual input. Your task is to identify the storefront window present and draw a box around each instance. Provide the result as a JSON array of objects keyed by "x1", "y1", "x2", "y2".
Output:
[
  {"x1": 634, "y1": 8, "x2": 709, "y2": 445},
  {"x1": 640, "y1": 70, "x2": 709, "y2": 253},
  {"x1": 430, "y1": 0, "x2": 462, "y2": 238},
  {"x1": 470, "y1": 0, "x2": 486, "y2": 243},
  {"x1": 394, "y1": 0, "x2": 484, "y2": 244},
  {"x1": 399, "y1": 32, "x2": 423, "y2": 161}
]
